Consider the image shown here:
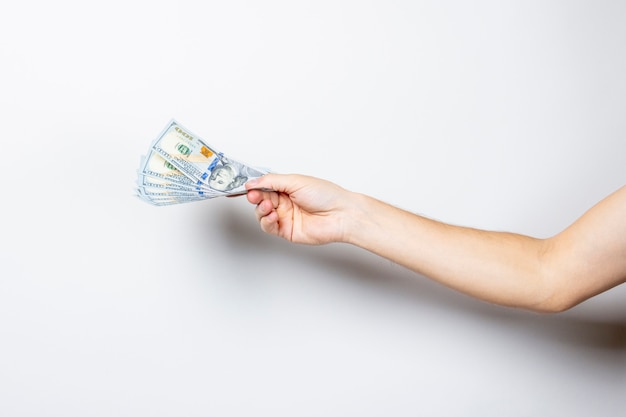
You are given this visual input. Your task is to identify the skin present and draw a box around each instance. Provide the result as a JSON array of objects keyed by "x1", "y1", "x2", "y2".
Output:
[{"x1": 245, "y1": 174, "x2": 626, "y2": 313}]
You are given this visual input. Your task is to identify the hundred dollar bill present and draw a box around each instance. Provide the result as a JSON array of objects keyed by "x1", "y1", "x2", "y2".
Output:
[
  {"x1": 137, "y1": 185, "x2": 212, "y2": 200},
  {"x1": 137, "y1": 182, "x2": 210, "y2": 197},
  {"x1": 137, "y1": 150, "x2": 216, "y2": 195},
  {"x1": 136, "y1": 180, "x2": 222, "y2": 206},
  {"x1": 136, "y1": 181, "x2": 214, "y2": 205},
  {"x1": 150, "y1": 119, "x2": 268, "y2": 195},
  {"x1": 138, "y1": 174, "x2": 204, "y2": 194},
  {"x1": 135, "y1": 191, "x2": 209, "y2": 206}
]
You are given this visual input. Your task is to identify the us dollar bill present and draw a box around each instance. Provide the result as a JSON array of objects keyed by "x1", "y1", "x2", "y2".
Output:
[
  {"x1": 135, "y1": 190, "x2": 211, "y2": 206},
  {"x1": 137, "y1": 150, "x2": 215, "y2": 193},
  {"x1": 136, "y1": 119, "x2": 268, "y2": 206},
  {"x1": 151, "y1": 120, "x2": 267, "y2": 192}
]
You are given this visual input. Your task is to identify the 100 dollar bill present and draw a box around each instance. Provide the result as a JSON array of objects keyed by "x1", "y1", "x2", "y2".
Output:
[
  {"x1": 136, "y1": 119, "x2": 268, "y2": 206},
  {"x1": 150, "y1": 120, "x2": 267, "y2": 194},
  {"x1": 138, "y1": 150, "x2": 215, "y2": 193}
]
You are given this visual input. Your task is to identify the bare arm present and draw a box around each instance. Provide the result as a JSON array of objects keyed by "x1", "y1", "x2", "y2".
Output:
[
  {"x1": 246, "y1": 175, "x2": 626, "y2": 313},
  {"x1": 344, "y1": 185, "x2": 626, "y2": 312}
]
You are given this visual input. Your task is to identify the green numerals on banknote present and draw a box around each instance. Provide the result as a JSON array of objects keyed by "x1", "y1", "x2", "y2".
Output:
[{"x1": 136, "y1": 119, "x2": 269, "y2": 206}]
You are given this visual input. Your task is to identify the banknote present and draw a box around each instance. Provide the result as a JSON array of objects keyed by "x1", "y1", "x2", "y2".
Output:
[
  {"x1": 136, "y1": 119, "x2": 268, "y2": 206},
  {"x1": 136, "y1": 192, "x2": 209, "y2": 206},
  {"x1": 151, "y1": 120, "x2": 267, "y2": 191},
  {"x1": 137, "y1": 150, "x2": 215, "y2": 193}
]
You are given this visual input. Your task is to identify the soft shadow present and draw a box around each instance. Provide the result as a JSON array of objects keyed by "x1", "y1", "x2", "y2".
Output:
[{"x1": 206, "y1": 200, "x2": 626, "y2": 353}]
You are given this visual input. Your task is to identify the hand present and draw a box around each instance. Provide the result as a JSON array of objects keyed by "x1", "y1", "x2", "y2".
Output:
[{"x1": 245, "y1": 174, "x2": 353, "y2": 245}]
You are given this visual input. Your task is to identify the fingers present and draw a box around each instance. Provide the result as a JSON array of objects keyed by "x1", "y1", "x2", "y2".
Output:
[
  {"x1": 252, "y1": 195, "x2": 282, "y2": 236},
  {"x1": 246, "y1": 188, "x2": 279, "y2": 208},
  {"x1": 246, "y1": 188, "x2": 265, "y2": 205},
  {"x1": 246, "y1": 176, "x2": 283, "y2": 211},
  {"x1": 259, "y1": 210, "x2": 279, "y2": 235},
  {"x1": 245, "y1": 174, "x2": 297, "y2": 239},
  {"x1": 254, "y1": 198, "x2": 274, "y2": 220},
  {"x1": 248, "y1": 188, "x2": 280, "y2": 222}
]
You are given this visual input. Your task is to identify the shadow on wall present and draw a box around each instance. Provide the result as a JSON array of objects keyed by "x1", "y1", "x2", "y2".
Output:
[{"x1": 200, "y1": 198, "x2": 626, "y2": 354}]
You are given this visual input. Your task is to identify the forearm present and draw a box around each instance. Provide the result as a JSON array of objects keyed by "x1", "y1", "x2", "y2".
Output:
[
  {"x1": 343, "y1": 192, "x2": 553, "y2": 311},
  {"x1": 247, "y1": 174, "x2": 625, "y2": 311}
]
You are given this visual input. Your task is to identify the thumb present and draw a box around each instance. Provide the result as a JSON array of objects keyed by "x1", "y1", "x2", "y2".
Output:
[{"x1": 246, "y1": 173, "x2": 298, "y2": 193}]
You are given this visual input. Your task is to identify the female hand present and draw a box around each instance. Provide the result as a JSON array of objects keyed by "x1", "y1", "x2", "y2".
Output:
[{"x1": 245, "y1": 174, "x2": 355, "y2": 245}]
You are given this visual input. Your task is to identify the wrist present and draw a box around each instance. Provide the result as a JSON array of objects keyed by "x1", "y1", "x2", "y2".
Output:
[{"x1": 338, "y1": 192, "x2": 380, "y2": 246}]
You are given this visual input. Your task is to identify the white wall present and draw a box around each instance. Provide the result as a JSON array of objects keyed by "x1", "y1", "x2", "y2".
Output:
[{"x1": 1, "y1": 1, "x2": 624, "y2": 416}]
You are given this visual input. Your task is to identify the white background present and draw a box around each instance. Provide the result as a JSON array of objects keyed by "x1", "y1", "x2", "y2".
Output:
[{"x1": 1, "y1": 1, "x2": 625, "y2": 416}]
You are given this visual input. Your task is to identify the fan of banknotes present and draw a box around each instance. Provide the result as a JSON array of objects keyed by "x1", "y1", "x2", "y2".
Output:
[{"x1": 136, "y1": 119, "x2": 269, "y2": 206}]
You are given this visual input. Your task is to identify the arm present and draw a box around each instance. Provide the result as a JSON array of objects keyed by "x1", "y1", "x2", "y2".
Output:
[{"x1": 245, "y1": 175, "x2": 626, "y2": 313}]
